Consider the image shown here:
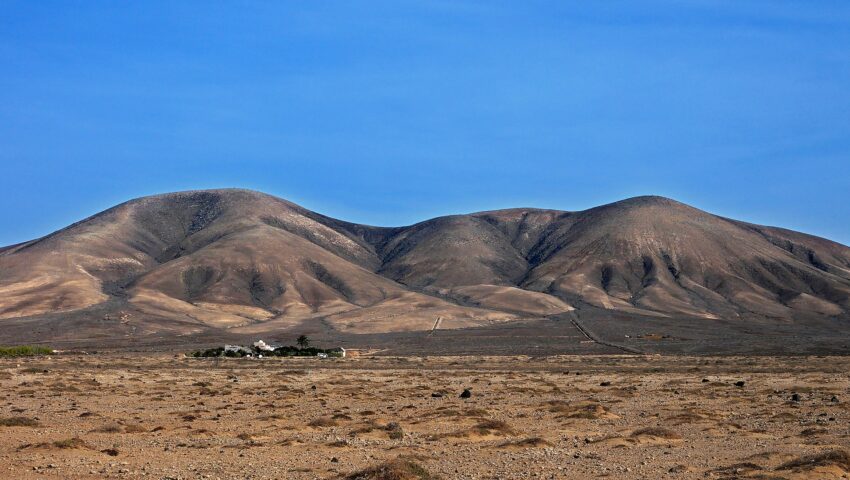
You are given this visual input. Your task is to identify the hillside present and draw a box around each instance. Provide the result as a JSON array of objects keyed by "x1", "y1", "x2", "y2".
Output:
[{"x1": 1, "y1": 189, "x2": 849, "y2": 348}]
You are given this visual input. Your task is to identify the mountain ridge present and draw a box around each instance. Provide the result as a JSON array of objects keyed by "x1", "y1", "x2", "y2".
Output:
[{"x1": 1, "y1": 188, "x2": 849, "y2": 344}]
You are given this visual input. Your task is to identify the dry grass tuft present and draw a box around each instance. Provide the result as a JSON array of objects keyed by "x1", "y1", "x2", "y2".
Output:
[
  {"x1": 548, "y1": 400, "x2": 615, "y2": 419},
  {"x1": 385, "y1": 422, "x2": 404, "y2": 440},
  {"x1": 0, "y1": 416, "x2": 40, "y2": 427},
  {"x1": 464, "y1": 408, "x2": 490, "y2": 417},
  {"x1": 92, "y1": 422, "x2": 147, "y2": 434},
  {"x1": 123, "y1": 423, "x2": 147, "y2": 433},
  {"x1": 497, "y1": 437, "x2": 551, "y2": 448},
  {"x1": 776, "y1": 450, "x2": 850, "y2": 472},
  {"x1": 92, "y1": 423, "x2": 123, "y2": 433},
  {"x1": 471, "y1": 419, "x2": 514, "y2": 436},
  {"x1": 343, "y1": 458, "x2": 437, "y2": 480},
  {"x1": 309, "y1": 416, "x2": 338, "y2": 428},
  {"x1": 631, "y1": 427, "x2": 682, "y2": 440},
  {"x1": 52, "y1": 437, "x2": 87, "y2": 449}
]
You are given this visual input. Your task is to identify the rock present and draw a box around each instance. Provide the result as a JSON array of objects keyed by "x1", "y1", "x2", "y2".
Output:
[
  {"x1": 460, "y1": 388, "x2": 472, "y2": 398},
  {"x1": 791, "y1": 393, "x2": 801, "y2": 402},
  {"x1": 331, "y1": 457, "x2": 338, "y2": 463},
  {"x1": 831, "y1": 395, "x2": 839, "y2": 403},
  {"x1": 701, "y1": 378, "x2": 709, "y2": 383},
  {"x1": 431, "y1": 392, "x2": 443, "y2": 398},
  {"x1": 599, "y1": 381, "x2": 611, "y2": 387},
  {"x1": 734, "y1": 381, "x2": 745, "y2": 387}
]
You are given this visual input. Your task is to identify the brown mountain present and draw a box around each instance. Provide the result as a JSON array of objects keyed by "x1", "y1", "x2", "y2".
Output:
[{"x1": 1, "y1": 189, "x2": 849, "y2": 347}]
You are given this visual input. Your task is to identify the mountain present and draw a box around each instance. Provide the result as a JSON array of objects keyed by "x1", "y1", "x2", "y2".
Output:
[{"x1": 1, "y1": 189, "x2": 849, "y2": 347}]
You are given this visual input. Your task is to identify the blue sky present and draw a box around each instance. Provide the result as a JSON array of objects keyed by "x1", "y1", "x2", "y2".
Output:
[{"x1": 1, "y1": 1, "x2": 849, "y2": 246}]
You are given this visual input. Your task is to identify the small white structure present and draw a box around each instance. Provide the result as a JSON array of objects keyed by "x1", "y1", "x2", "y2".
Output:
[
  {"x1": 253, "y1": 339, "x2": 275, "y2": 352},
  {"x1": 224, "y1": 345, "x2": 253, "y2": 355},
  {"x1": 317, "y1": 352, "x2": 329, "y2": 359}
]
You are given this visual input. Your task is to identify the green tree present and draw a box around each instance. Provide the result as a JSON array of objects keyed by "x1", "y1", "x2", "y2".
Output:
[{"x1": 296, "y1": 335, "x2": 310, "y2": 348}]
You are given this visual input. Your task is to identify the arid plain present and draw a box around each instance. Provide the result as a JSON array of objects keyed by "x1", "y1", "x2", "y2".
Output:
[{"x1": 2, "y1": 353, "x2": 850, "y2": 479}]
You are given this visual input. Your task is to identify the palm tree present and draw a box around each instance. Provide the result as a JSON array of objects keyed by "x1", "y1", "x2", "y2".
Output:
[{"x1": 296, "y1": 335, "x2": 310, "y2": 348}]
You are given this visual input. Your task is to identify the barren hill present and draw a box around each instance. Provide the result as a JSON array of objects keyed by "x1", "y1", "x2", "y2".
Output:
[{"x1": 1, "y1": 189, "x2": 849, "y2": 350}]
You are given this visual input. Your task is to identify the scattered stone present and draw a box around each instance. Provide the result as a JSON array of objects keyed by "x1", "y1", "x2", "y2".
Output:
[
  {"x1": 460, "y1": 388, "x2": 472, "y2": 399},
  {"x1": 431, "y1": 392, "x2": 443, "y2": 398},
  {"x1": 791, "y1": 393, "x2": 801, "y2": 402},
  {"x1": 734, "y1": 381, "x2": 745, "y2": 387},
  {"x1": 599, "y1": 381, "x2": 611, "y2": 387}
]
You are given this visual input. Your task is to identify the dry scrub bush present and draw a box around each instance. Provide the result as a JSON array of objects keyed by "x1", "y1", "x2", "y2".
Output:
[
  {"x1": 344, "y1": 458, "x2": 437, "y2": 480},
  {"x1": 631, "y1": 427, "x2": 682, "y2": 440},
  {"x1": 471, "y1": 419, "x2": 514, "y2": 436},
  {"x1": 92, "y1": 423, "x2": 123, "y2": 433},
  {"x1": 309, "y1": 417, "x2": 338, "y2": 427},
  {"x1": 386, "y1": 422, "x2": 404, "y2": 440},
  {"x1": 777, "y1": 450, "x2": 850, "y2": 472},
  {"x1": 498, "y1": 437, "x2": 551, "y2": 448},
  {"x1": 0, "y1": 416, "x2": 40, "y2": 427},
  {"x1": 52, "y1": 437, "x2": 87, "y2": 449},
  {"x1": 548, "y1": 400, "x2": 613, "y2": 419}
]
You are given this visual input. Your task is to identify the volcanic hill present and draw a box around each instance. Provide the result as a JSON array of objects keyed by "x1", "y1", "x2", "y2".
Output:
[{"x1": 1, "y1": 189, "x2": 849, "y2": 351}]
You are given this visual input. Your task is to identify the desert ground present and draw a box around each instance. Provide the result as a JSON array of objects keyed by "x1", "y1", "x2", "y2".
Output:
[{"x1": 2, "y1": 353, "x2": 850, "y2": 479}]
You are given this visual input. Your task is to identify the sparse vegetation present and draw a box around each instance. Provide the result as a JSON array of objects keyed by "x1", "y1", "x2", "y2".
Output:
[
  {"x1": 471, "y1": 419, "x2": 514, "y2": 436},
  {"x1": 498, "y1": 437, "x2": 551, "y2": 448},
  {"x1": 91, "y1": 423, "x2": 123, "y2": 433},
  {"x1": 0, "y1": 416, "x2": 40, "y2": 427},
  {"x1": 776, "y1": 450, "x2": 850, "y2": 472},
  {"x1": 631, "y1": 427, "x2": 682, "y2": 440},
  {"x1": 344, "y1": 458, "x2": 437, "y2": 480},
  {"x1": 548, "y1": 400, "x2": 615, "y2": 419},
  {"x1": 0, "y1": 345, "x2": 53, "y2": 357},
  {"x1": 385, "y1": 422, "x2": 404, "y2": 440},
  {"x1": 308, "y1": 416, "x2": 338, "y2": 428},
  {"x1": 52, "y1": 437, "x2": 87, "y2": 449}
]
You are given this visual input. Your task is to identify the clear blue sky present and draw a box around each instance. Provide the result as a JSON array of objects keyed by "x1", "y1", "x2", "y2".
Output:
[{"x1": 2, "y1": 1, "x2": 849, "y2": 246}]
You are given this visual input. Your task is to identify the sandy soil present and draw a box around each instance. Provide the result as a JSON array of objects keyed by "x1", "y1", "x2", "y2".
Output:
[{"x1": 2, "y1": 353, "x2": 850, "y2": 479}]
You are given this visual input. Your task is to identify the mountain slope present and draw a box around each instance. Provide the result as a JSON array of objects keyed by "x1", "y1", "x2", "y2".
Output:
[{"x1": 1, "y1": 189, "x2": 848, "y2": 342}]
